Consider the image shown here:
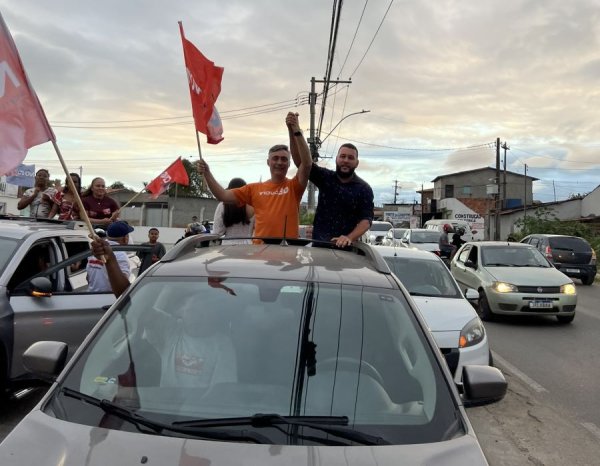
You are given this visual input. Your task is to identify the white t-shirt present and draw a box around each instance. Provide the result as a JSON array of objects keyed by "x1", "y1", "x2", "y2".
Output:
[
  {"x1": 86, "y1": 241, "x2": 131, "y2": 293},
  {"x1": 22, "y1": 187, "x2": 57, "y2": 218}
]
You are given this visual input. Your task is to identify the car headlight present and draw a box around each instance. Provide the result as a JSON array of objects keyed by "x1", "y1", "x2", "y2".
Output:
[
  {"x1": 459, "y1": 317, "x2": 485, "y2": 348},
  {"x1": 560, "y1": 283, "x2": 576, "y2": 295},
  {"x1": 492, "y1": 281, "x2": 518, "y2": 293}
]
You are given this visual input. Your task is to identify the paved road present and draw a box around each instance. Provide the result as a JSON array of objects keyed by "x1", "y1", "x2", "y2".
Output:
[{"x1": 469, "y1": 281, "x2": 600, "y2": 465}]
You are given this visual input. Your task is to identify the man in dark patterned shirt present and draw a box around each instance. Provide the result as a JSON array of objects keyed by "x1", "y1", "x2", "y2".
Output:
[{"x1": 290, "y1": 137, "x2": 374, "y2": 248}]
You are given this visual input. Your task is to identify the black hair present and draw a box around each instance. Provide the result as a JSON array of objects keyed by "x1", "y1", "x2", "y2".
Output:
[
  {"x1": 223, "y1": 178, "x2": 250, "y2": 228},
  {"x1": 36, "y1": 168, "x2": 50, "y2": 176},
  {"x1": 82, "y1": 177, "x2": 105, "y2": 197},
  {"x1": 338, "y1": 143, "x2": 358, "y2": 157},
  {"x1": 149, "y1": 227, "x2": 159, "y2": 233},
  {"x1": 63, "y1": 173, "x2": 82, "y2": 194}
]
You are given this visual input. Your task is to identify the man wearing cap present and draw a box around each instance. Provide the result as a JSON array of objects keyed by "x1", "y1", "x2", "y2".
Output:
[{"x1": 86, "y1": 221, "x2": 133, "y2": 293}]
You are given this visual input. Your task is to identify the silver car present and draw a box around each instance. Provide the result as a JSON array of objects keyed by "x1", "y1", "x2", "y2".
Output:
[
  {"x1": 450, "y1": 241, "x2": 577, "y2": 323},
  {"x1": 381, "y1": 228, "x2": 408, "y2": 247},
  {"x1": 400, "y1": 228, "x2": 441, "y2": 253},
  {"x1": 375, "y1": 246, "x2": 491, "y2": 383},
  {"x1": 1, "y1": 236, "x2": 506, "y2": 464}
]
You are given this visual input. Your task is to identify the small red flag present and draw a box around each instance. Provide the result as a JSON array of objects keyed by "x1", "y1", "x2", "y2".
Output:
[
  {"x1": 178, "y1": 22, "x2": 224, "y2": 144},
  {"x1": 0, "y1": 13, "x2": 55, "y2": 175},
  {"x1": 146, "y1": 157, "x2": 190, "y2": 199}
]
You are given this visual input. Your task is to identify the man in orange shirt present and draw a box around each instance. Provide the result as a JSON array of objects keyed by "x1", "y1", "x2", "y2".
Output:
[{"x1": 198, "y1": 112, "x2": 311, "y2": 241}]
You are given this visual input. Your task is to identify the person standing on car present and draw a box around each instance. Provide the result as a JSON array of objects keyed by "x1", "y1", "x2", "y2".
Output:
[
  {"x1": 212, "y1": 178, "x2": 255, "y2": 244},
  {"x1": 82, "y1": 177, "x2": 120, "y2": 227},
  {"x1": 17, "y1": 168, "x2": 57, "y2": 218},
  {"x1": 197, "y1": 112, "x2": 312, "y2": 242},
  {"x1": 87, "y1": 221, "x2": 133, "y2": 293},
  {"x1": 289, "y1": 139, "x2": 373, "y2": 249},
  {"x1": 137, "y1": 227, "x2": 166, "y2": 275},
  {"x1": 48, "y1": 172, "x2": 83, "y2": 220}
]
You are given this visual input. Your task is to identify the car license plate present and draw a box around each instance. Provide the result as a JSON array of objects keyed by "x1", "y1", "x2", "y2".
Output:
[
  {"x1": 565, "y1": 268, "x2": 580, "y2": 274},
  {"x1": 529, "y1": 300, "x2": 553, "y2": 309}
]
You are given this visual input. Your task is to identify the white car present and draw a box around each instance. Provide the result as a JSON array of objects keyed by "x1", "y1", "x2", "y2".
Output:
[
  {"x1": 382, "y1": 228, "x2": 408, "y2": 247},
  {"x1": 363, "y1": 220, "x2": 393, "y2": 245},
  {"x1": 400, "y1": 228, "x2": 442, "y2": 253},
  {"x1": 375, "y1": 246, "x2": 492, "y2": 382}
]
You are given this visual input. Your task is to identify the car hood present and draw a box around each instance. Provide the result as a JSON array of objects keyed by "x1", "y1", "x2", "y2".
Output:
[
  {"x1": 0, "y1": 409, "x2": 489, "y2": 465},
  {"x1": 484, "y1": 266, "x2": 570, "y2": 285},
  {"x1": 411, "y1": 296, "x2": 477, "y2": 332}
]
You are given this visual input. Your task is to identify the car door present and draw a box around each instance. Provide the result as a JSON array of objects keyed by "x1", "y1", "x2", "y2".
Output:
[
  {"x1": 451, "y1": 244, "x2": 480, "y2": 291},
  {"x1": 7, "y1": 244, "x2": 148, "y2": 381}
]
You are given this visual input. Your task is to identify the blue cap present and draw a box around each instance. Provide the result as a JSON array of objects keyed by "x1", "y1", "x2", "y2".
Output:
[{"x1": 107, "y1": 221, "x2": 134, "y2": 238}]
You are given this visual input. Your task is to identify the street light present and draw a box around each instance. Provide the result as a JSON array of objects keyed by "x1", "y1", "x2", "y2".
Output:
[{"x1": 318, "y1": 110, "x2": 370, "y2": 146}]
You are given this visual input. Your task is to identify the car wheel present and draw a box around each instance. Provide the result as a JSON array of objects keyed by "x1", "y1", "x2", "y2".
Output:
[
  {"x1": 556, "y1": 314, "x2": 575, "y2": 324},
  {"x1": 580, "y1": 275, "x2": 594, "y2": 286},
  {"x1": 477, "y1": 291, "x2": 495, "y2": 321}
]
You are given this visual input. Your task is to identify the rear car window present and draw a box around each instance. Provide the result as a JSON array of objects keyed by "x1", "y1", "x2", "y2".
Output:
[{"x1": 548, "y1": 237, "x2": 591, "y2": 253}]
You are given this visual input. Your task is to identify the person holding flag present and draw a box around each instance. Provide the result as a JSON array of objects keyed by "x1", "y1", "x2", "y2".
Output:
[{"x1": 197, "y1": 112, "x2": 312, "y2": 242}]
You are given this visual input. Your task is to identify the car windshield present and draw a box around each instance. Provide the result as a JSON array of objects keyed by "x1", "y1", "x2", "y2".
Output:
[
  {"x1": 53, "y1": 277, "x2": 460, "y2": 445},
  {"x1": 0, "y1": 237, "x2": 19, "y2": 276},
  {"x1": 410, "y1": 231, "x2": 440, "y2": 243},
  {"x1": 383, "y1": 257, "x2": 462, "y2": 298},
  {"x1": 482, "y1": 246, "x2": 551, "y2": 267},
  {"x1": 392, "y1": 229, "x2": 406, "y2": 239},
  {"x1": 371, "y1": 223, "x2": 392, "y2": 231}
]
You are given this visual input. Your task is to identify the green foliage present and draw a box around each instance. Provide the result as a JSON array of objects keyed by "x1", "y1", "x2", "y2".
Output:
[
  {"x1": 109, "y1": 181, "x2": 125, "y2": 189},
  {"x1": 167, "y1": 158, "x2": 213, "y2": 198},
  {"x1": 299, "y1": 209, "x2": 315, "y2": 225}
]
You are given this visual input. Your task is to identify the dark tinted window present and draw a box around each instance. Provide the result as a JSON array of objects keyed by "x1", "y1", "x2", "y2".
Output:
[{"x1": 548, "y1": 236, "x2": 591, "y2": 253}]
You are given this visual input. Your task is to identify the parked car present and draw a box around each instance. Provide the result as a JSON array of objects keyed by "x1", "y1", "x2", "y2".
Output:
[
  {"x1": 1, "y1": 236, "x2": 506, "y2": 464},
  {"x1": 520, "y1": 234, "x2": 597, "y2": 285},
  {"x1": 450, "y1": 241, "x2": 577, "y2": 323},
  {"x1": 0, "y1": 215, "x2": 148, "y2": 399},
  {"x1": 423, "y1": 219, "x2": 480, "y2": 242},
  {"x1": 381, "y1": 228, "x2": 408, "y2": 247},
  {"x1": 363, "y1": 220, "x2": 393, "y2": 245},
  {"x1": 400, "y1": 228, "x2": 442, "y2": 253},
  {"x1": 375, "y1": 246, "x2": 491, "y2": 383}
]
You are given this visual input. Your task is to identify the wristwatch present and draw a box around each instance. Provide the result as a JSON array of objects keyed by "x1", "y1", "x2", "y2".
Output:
[{"x1": 293, "y1": 130, "x2": 303, "y2": 137}]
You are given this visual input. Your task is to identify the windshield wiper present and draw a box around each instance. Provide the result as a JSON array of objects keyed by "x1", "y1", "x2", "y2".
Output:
[
  {"x1": 61, "y1": 387, "x2": 270, "y2": 443},
  {"x1": 174, "y1": 413, "x2": 390, "y2": 445},
  {"x1": 485, "y1": 263, "x2": 514, "y2": 267}
]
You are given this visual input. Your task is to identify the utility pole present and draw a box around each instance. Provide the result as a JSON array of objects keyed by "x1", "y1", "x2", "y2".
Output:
[
  {"x1": 495, "y1": 137, "x2": 501, "y2": 240},
  {"x1": 501, "y1": 141, "x2": 509, "y2": 210},
  {"x1": 523, "y1": 164, "x2": 528, "y2": 224},
  {"x1": 307, "y1": 76, "x2": 353, "y2": 212},
  {"x1": 393, "y1": 180, "x2": 400, "y2": 204}
]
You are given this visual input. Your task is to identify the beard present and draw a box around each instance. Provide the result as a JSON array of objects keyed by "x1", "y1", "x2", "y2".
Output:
[{"x1": 336, "y1": 165, "x2": 356, "y2": 180}]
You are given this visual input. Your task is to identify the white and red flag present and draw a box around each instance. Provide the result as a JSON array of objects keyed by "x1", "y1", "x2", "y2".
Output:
[
  {"x1": 0, "y1": 13, "x2": 55, "y2": 175},
  {"x1": 146, "y1": 157, "x2": 190, "y2": 199},
  {"x1": 178, "y1": 22, "x2": 224, "y2": 144}
]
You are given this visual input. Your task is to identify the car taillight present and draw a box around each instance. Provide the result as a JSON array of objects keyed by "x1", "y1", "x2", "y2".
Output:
[
  {"x1": 544, "y1": 245, "x2": 553, "y2": 260},
  {"x1": 592, "y1": 249, "x2": 597, "y2": 265}
]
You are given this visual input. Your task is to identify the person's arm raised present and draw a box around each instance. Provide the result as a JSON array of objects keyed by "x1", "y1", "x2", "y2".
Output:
[
  {"x1": 196, "y1": 159, "x2": 239, "y2": 204},
  {"x1": 286, "y1": 112, "x2": 312, "y2": 188}
]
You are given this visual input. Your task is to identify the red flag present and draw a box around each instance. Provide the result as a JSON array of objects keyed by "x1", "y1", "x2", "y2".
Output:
[
  {"x1": 178, "y1": 22, "x2": 224, "y2": 144},
  {"x1": 146, "y1": 157, "x2": 190, "y2": 199},
  {"x1": 0, "y1": 13, "x2": 55, "y2": 175}
]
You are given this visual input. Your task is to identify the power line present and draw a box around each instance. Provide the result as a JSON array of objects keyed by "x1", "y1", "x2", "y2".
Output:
[
  {"x1": 336, "y1": 0, "x2": 369, "y2": 77},
  {"x1": 348, "y1": 0, "x2": 395, "y2": 78}
]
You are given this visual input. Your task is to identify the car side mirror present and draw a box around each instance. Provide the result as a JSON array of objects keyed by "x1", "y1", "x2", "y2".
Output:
[
  {"x1": 401, "y1": 238, "x2": 408, "y2": 243},
  {"x1": 465, "y1": 288, "x2": 479, "y2": 301},
  {"x1": 23, "y1": 341, "x2": 68, "y2": 380},
  {"x1": 465, "y1": 259, "x2": 477, "y2": 269},
  {"x1": 462, "y1": 365, "x2": 507, "y2": 407},
  {"x1": 29, "y1": 276, "x2": 53, "y2": 297}
]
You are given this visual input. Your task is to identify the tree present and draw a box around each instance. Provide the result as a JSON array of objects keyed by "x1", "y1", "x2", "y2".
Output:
[
  {"x1": 110, "y1": 181, "x2": 125, "y2": 189},
  {"x1": 167, "y1": 158, "x2": 213, "y2": 198}
]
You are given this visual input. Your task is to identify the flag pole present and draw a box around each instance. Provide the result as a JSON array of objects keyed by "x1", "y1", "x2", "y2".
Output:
[
  {"x1": 119, "y1": 189, "x2": 146, "y2": 211},
  {"x1": 51, "y1": 141, "x2": 105, "y2": 261}
]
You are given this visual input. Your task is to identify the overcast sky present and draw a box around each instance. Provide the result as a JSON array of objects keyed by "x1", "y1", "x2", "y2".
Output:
[{"x1": 2, "y1": 0, "x2": 599, "y2": 205}]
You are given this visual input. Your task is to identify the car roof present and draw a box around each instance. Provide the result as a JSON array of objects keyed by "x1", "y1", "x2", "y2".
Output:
[
  {"x1": 151, "y1": 237, "x2": 395, "y2": 288},
  {"x1": 374, "y1": 246, "x2": 441, "y2": 261},
  {"x1": 466, "y1": 241, "x2": 533, "y2": 248},
  {"x1": 0, "y1": 216, "x2": 88, "y2": 240}
]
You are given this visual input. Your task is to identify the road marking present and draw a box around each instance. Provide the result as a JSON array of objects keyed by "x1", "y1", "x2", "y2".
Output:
[
  {"x1": 581, "y1": 422, "x2": 600, "y2": 441},
  {"x1": 492, "y1": 351, "x2": 548, "y2": 393}
]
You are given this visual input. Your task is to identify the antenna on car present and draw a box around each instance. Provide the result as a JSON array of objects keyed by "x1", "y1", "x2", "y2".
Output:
[{"x1": 280, "y1": 215, "x2": 288, "y2": 246}]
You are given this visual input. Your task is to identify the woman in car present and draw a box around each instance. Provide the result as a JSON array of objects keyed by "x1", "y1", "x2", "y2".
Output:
[
  {"x1": 17, "y1": 168, "x2": 57, "y2": 218},
  {"x1": 48, "y1": 173, "x2": 83, "y2": 220}
]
